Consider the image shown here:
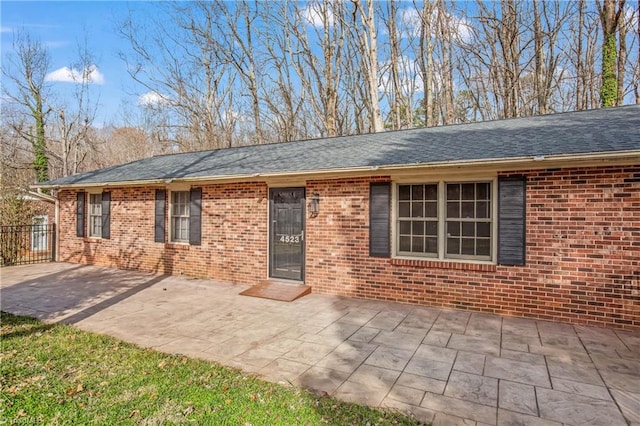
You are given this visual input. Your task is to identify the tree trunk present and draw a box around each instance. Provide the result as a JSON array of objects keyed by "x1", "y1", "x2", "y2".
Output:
[
  {"x1": 418, "y1": 0, "x2": 435, "y2": 127},
  {"x1": 387, "y1": 0, "x2": 403, "y2": 130},
  {"x1": 598, "y1": 0, "x2": 626, "y2": 107},
  {"x1": 352, "y1": 0, "x2": 384, "y2": 132}
]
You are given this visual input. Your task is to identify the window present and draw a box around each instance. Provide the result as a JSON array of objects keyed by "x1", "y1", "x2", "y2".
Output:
[
  {"x1": 89, "y1": 193, "x2": 103, "y2": 237},
  {"x1": 171, "y1": 191, "x2": 190, "y2": 243},
  {"x1": 396, "y1": 181, "x2": 493, "y2": 261},
  {"x1": 445, "y1": 182, "x2": 491, "y2": 258},
  {"x1": 398, "y1": 184, "x2": 438, "y2": 256}
]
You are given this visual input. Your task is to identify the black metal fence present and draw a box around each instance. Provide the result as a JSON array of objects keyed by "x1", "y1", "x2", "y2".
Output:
[{"x1": 0, "y1": 224, "x2": 56, "y2": 266}]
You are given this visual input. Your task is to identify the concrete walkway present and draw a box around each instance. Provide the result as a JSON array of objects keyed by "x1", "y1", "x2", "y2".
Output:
[{"x1": 2, "y1": 263, "x2": 639, "y2": 426}]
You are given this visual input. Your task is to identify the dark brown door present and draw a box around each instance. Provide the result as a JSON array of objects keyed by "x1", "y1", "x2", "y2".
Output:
[{"x1": 269, "y1": 188, "x2": 305, "y2": 281}]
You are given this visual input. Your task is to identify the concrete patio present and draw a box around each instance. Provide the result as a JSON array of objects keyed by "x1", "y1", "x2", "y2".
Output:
[{"x1": 1, "y1": 262, "x2": 639, "y2": 426}]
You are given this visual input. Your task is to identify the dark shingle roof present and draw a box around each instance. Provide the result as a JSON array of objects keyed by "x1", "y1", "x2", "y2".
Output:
[{"x1": 39, "y1": 105, "x2": 640, "y2": 187}]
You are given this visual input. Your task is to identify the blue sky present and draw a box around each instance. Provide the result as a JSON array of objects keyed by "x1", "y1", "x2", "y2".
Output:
[{"x1": 1, "y1": 1, "x2": 149, "y2": 126}]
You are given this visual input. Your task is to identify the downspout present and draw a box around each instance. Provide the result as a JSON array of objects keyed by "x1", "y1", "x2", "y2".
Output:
[{"x1": 54, "y1": 195, "x2": 59, "y2": 262}]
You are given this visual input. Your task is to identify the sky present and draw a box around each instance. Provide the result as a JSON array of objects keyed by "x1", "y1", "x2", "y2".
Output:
[{"x1": 1, "y1": 1, "x2": 152, "y2": 127}]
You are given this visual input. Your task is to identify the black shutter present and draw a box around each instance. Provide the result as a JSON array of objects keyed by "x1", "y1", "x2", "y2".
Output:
[
  {"x1": 76, "y1": 192, "x2": 85, "y2": 237},
  {"x1": 154, "y1": 189, "x2": 166, "y2": 243},
  {"x1": 369, "y1": 182, "x2": 391, "y2": 257},
  {"x1": 101, "y1": 192, "x2": 111, "y2": 239},
  {"x1": 498, "y1": 177, "x2": 526, "y2": 266},
  {"x1": 189, "y1": 187, "x2": 202, "y2": 245}
]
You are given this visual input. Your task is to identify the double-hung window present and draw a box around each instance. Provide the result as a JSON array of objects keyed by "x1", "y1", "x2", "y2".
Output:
[
  {"x1": 89, "y1": 193, "x2": 103, "y2": 238},
  {"x1": 170, "y1": 191, "x2": 190, "y2": 243},
  {"x1": 396, "y1": 181, "x2": 493, "y2": 261}
]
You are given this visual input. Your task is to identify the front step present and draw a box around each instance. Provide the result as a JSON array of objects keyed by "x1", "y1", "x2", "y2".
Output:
[{"x1": 239, "y1": 280, "x2": 311, "y2": 302}]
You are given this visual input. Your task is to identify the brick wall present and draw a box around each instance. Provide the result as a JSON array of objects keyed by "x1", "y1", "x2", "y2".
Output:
[
  {"x1": 306, "y1": 166, "x2": 640, "y2": 330},
  {"x1": 57, "y1": 165, "x2": 640, "y2": 330},
  {"x1": 58, "y1": 182, "x2": 268, "y2": 284}
]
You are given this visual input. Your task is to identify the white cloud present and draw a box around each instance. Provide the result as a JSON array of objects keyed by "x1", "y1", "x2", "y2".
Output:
[
  {"x1": 44, "y1": 40, "x2": 69, "y2": 49},
  {"x1": 380, "y1": 55, "x2": 424, "y2": 96},
  {"x1": 399, "y1": 6, "x2": 472, "y2": 43},
  {"x1": 302, "y1": 3, "x2": 335, "y2": 28},
  {"x1": 137, "y1": 91, "x2": 168, "y2": 106},
  {"x1": 1, "y1": 26, "x2": 13, "y2": 33},
  {"x1": 45, "y1": 65, "x2": 105, "y2": 84}
]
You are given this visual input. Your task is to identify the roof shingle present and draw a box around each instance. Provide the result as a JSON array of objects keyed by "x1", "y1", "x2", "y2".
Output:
[{"x1": 39, "y1": 105, "x2": 640, "y2": 187}]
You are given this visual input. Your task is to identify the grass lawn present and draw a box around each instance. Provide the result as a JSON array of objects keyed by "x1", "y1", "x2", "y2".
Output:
[{"x1": 0, "y1": 312, "x2": 422, "y2": 425}]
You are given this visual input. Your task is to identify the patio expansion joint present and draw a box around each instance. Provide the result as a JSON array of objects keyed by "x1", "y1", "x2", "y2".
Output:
[{"x1": 572, "y1": 329, "x2": 630, "y2": 421}]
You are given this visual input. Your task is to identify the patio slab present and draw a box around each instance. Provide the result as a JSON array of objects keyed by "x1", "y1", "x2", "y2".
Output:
[{"x1": 2, "y1": 262, "x2": 640, "y2": 425}]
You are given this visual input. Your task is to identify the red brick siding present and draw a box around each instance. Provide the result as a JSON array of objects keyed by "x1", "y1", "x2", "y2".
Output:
[
  {"x1": 57, "y1": 165, "x2": 640, "y2": 330},
  {"x1": 58, "y1": 183, "x2": 268, "y2": 284},
  {"x1": 305, "y1": 166, "x2": 640, "y2": 331}
]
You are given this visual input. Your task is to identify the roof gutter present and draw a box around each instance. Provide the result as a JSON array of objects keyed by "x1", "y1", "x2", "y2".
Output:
[
  {"x1": 31, "y1": 149, "x2": 640, "y2": 190},
  {"x1": 27, "y1": 190, "x2": 57, "y2": 204}
]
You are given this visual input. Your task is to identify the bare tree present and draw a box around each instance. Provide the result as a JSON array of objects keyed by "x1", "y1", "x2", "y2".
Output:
[
  {"x1": 2, "y1": 31, "x2": 51, "y2": 183},
  {"x1": 120, "y1": 3, "x2": 236, "y2": 150},
  {"x1": 209, "y1": 0, "x2": 266, "y2": 144},
  {"x1": 636, "y1": 0, "x2": 640, "y2": 104},
  {"x1": 47, "y1": 40, "x2": 99, "y2": 177},
  {"x1": 382, "y1": 0, "x2": 404, "y2": 130},
  {"x1": 260, "y1": 1, "x2": 308, "y2": 141},
  {"x1": 287, "y1": 0, "x2": 346, "y2": 137},
  {"x1": 347, "y1": 0, "x2": 385, "y2": 132}
]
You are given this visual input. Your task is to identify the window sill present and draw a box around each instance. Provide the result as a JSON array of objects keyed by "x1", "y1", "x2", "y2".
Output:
[
  {"x1": 165, "y1": 243, "x2": 190, "y2": 250},
  {"x1": 391, "y1": 257, "x2": 497, "y2": 272}
]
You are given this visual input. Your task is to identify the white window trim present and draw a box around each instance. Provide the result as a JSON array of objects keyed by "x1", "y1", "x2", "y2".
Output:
[
  {"x1": 392, "y1": 177, "x2": 498, "y2": 264},
  {"x1": 88, "y1": 191, "x2": 103, "y2": 239},
  {"x1": 169, "y1": 190, "x2": 190, "y2": 244}
]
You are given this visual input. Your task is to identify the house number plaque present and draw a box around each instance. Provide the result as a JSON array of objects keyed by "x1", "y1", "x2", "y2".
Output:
[{"x1": 279, "y1": 234, "x2": 302, "y2": 244}]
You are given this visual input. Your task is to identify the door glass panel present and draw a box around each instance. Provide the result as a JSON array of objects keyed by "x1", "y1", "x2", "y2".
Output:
[{"x1": 270, "y1": 188, "x2": 304, "y2": 281}]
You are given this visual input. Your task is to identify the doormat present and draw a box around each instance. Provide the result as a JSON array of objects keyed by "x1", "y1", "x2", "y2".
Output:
[{"x1": 240, "y1": 280, "x2": 311, "y2": 302}]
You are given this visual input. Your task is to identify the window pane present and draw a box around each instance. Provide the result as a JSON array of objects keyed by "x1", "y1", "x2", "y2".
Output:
[
  {"x1": 90, "y1": 194, "x2": 102, "y2": 215},
  {"x1": 399, "y1": 221, "x2": 411, "y2": 234},
  {"x1": 399, "y1": 202, "x2": 410, "y2": 217},
  {"x1": 171, "y1": 191, "x2": 190, "y2": 242},
  {"x1": 412, "y1": 185, "x2": 424, "y2": 200},
  {"x1": 462, "y1": 238, "x2": 475, "y2": 255},
  {"x1": 91, "y1": 218, "x2": 101, "y2": 237},
  {"x1": 477, "y1": 222, "x2": 491, "y2": 238},
  {"x1": 447, "y1": 221, "x2": 460, "y2": 236},
  {"x1": 411, "y1": 202, "x2": 424, "y2": 218},
  {"x1": 447, "y1": 238, "x2": 459, "y2": 254},
  {"x1": 462, "y1": 222, "x2": 475, "y2": 237},
  {"x1": 447, "y1": 184, "x2": 459, "y2": 200},
  {"x1": 462, "y1": 183, "x2": 475, "y2": 200},
  {"x1": 425, "y1": 184, "x2": 437, "y2": 200},
  {"x1": 447, "y1": 202, "x2": 459, "y2": 218},
  {"x1": 399, "y1": 185, "x2": 411, "y2": 200},
  {"x1": 426, "y1": 221, "x2": 438, "y2": 236},
  {"x1": 412, "y1": 236, "x2": 424, "y2": 252},
  {"x1": 477, "y1": 239, "x2": 490, "y2": 256},
  {"x1": 412, "y1": 221, "x2": 424, "y2": 235},
  {"x1": 399, "y1": 236, "x2": 411, "y2": 251},
  {"x1": 425, "y1": 237, "x2": 437, "y2": 253},
  {"x1": 477, "y1": 183, "x2": 489, "y2": 200},
  {"x1": 477, "y1": 201, "x2": 489, "y2": 218},
  {"x1": 461, "y1": 201, "x2": 475, "y2": 218},
  {"x1": 425, "y1": 201, "x2": 437, "y2": 217}
]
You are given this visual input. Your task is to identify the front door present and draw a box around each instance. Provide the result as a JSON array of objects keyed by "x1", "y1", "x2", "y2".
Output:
[{"x1": 269, "y1": 188, "x2": 305, "y2": 281}]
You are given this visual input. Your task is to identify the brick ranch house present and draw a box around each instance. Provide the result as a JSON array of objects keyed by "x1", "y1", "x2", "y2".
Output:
[{"x1": 35, "y1": 106, "x2": 640, "y2": 330}]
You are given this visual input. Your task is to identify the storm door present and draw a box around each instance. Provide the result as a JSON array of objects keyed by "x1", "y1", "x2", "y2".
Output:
[
  {"x1": 269, "y1": 188, "x2": 305, "y2": 281},
  {"x1": 31, "y1": 215, "x2": 48, "y2": 251}
]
